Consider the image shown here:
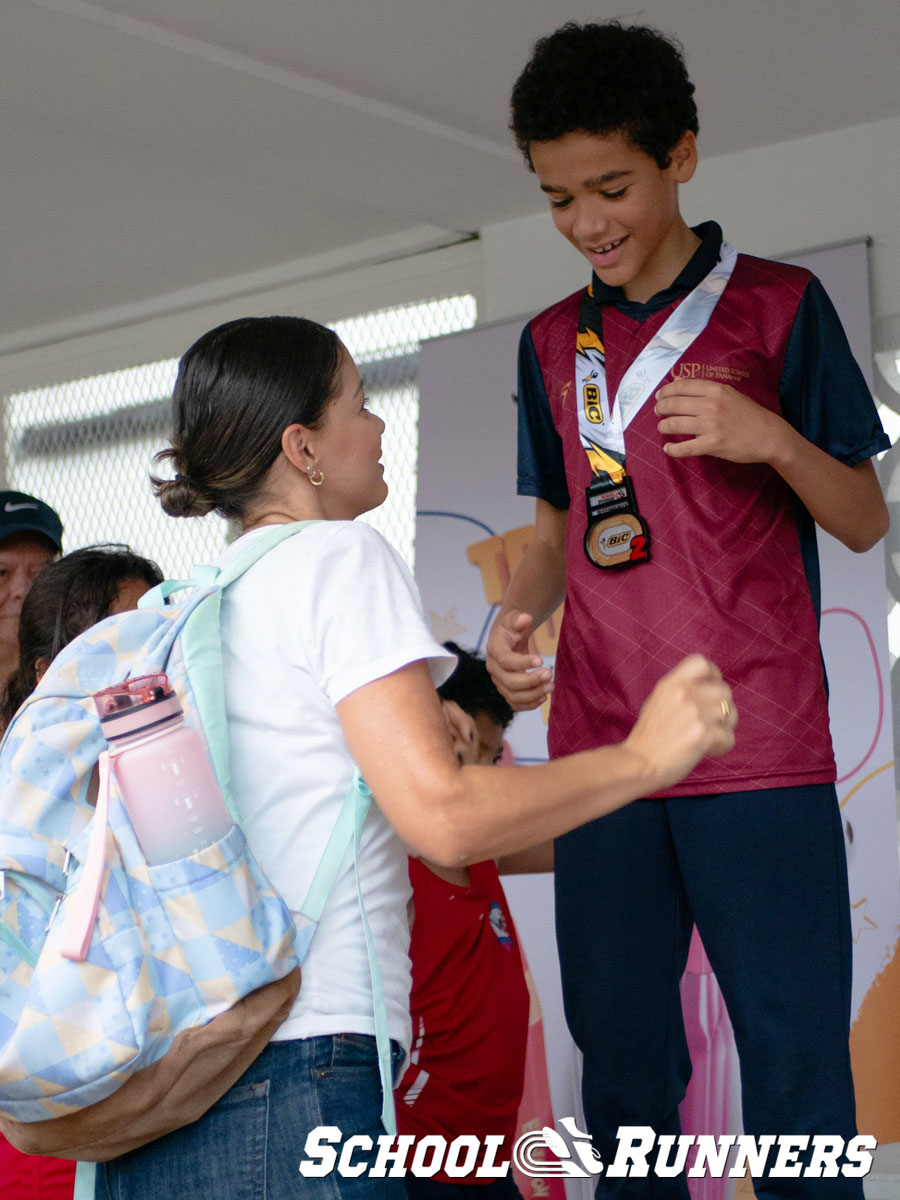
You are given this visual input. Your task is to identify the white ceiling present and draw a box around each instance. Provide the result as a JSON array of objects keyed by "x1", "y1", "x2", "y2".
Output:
[{"x1": 3, "y1": 0, "x2": 900, "y2": 345}]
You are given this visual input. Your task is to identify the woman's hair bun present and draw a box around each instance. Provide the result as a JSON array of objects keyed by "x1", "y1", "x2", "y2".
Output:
[{"x1": 155, "y1": 472, "x2": 216, "y2": 519}]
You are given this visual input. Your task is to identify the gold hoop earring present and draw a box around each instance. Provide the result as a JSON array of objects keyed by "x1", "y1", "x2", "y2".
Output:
[{"x1": 307, "y1": 467, "x2": 325, "y2": 487}]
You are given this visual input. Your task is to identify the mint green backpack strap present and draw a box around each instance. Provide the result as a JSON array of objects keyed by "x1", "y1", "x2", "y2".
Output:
[
  {"x1": 179, "y1": 521, "x2": 316, "y2": 822},
  {"x1": 300, "y1": 772, "x2": 365, "y2": 921},
  {"x1": 139, "y1": 565, "x2": 220, "y2": 609},
  {"x1": 73, "y1": 1162, "x2": 95, "y2": 1200},
  {"x1": 215, "y1": 521, "x2": 316, "y2": 588},
  {"x1": 301, "y1": 770, "x2": 394, "y2": 1132},
  {"x1": 350, "y1": 775, "x2": 396, "y2": 1136}
]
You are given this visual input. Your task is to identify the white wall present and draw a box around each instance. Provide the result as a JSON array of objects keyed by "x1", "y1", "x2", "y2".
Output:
[{"x1": 479, "y1": 116, "x2": 900, "y2": 329}]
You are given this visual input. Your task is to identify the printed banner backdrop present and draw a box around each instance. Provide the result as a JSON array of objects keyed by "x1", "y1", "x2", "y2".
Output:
[
  {"x1": 414, "y1": 240, "x2": 900, "y2": 1188},
  {"x1": 793, "y1": 242, "x2": 900, "y2": 1145}
]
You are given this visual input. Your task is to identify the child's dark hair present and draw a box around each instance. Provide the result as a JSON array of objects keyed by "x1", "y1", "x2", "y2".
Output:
[
  {"x1": 437, "y1": 642, "x2": 514, "y2": 730},
  {"x1": 510, "y1": 21, "x2": 698, "y2": 169},
  {"x1": 152, "y1": 316, "x2": 342, "y2": 521},
  {"x1": 1, "y1": 544, "x2": 163, "y2": 726}
]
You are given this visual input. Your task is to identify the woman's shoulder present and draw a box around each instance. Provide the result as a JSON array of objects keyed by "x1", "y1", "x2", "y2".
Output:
[
  {"x1": 225, "y1": 519, "x2": 396, "y2": 570},
  {"x1": 219, "y1": 522, "x2": 417, "y2": 630},
  {"x1": 243, "y1": 522, "x2": 417, "y2": 616},
  {"x1": 284, "y1": 518, "x2": 391, "y2": 551},
  {"x1": 286, "y1": 520, "x2": 406, "y2": 576}
]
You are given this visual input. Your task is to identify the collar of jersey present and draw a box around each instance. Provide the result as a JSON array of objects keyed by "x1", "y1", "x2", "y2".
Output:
[{"x1": 587, "y1": 221, "x2": 725, "y2": 321}]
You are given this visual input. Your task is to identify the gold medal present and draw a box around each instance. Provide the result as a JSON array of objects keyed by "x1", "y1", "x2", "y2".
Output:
[{"x1": 583, "y1": 475, "x2": 651, "y2": 570}]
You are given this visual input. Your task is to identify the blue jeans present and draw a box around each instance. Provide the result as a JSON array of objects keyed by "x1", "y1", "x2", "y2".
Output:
[
  {"x1": 403, "y1": 1180, "x2": 523, "y2": 1200},
  {"x1": 96, "y1": 1034, "x2": 406, "y2": 1200}
]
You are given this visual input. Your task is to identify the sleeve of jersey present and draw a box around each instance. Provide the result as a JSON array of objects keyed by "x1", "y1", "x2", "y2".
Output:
[
  {"x1": 516, "y1": 324, "x2": 571, "y2": 509},
  {"x1": 779, "y1": 276, "x2": 890, "y2": 465},
  {"x1": 304, "y1": 523, "x2": 457, "y2": 706}
]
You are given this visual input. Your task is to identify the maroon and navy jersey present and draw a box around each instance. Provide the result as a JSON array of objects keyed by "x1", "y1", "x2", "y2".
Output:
[
  {"x1": 517, "y1": 224, "x2": 889, "y2": 795},
  {"x1": 395, "y1": 858, "x2": 529, "y2": 1181}
]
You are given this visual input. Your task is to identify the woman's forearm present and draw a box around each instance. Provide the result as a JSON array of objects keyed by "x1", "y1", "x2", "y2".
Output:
[{"x1": 338, "y1": 655, "x2": 735, "y2": 868}]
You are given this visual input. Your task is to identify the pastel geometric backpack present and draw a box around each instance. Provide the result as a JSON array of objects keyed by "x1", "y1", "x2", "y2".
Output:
[{"x1": 0, "y1": 521, "x2": 393, "y2": 1177}]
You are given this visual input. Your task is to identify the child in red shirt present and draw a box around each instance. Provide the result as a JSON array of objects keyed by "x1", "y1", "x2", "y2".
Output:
[{"x1": 397, "y1": 645, "x2": 551, "y2": 1200}]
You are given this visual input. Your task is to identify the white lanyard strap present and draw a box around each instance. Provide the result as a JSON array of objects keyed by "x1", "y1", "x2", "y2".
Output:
[{"x1": 576, "y1": 242, "x2": 738, "y2": 472}]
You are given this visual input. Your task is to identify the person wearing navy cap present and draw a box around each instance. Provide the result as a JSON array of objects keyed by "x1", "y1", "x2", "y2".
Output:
[{"x1": 0, "y1": 490, "x2": 63, "y2": 690}]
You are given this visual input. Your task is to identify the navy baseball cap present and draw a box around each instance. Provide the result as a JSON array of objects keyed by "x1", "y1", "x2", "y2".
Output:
[{"x1": 0, "y1": 491, "x2": 63, "y2": 551}]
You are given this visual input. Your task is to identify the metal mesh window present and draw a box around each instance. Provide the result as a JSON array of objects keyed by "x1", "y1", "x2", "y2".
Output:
[{"x1": 2, "y1": 294, "x2": 476, "y2": 577}]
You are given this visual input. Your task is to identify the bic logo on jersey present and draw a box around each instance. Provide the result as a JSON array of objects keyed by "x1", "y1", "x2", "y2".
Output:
[{"x1": 299, "y1": 1121, "x2": 876, "y2": 1181}]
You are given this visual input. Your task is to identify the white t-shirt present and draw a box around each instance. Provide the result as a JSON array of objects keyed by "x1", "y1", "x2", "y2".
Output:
[{"x1": 217, "y1": 520, "x2": 455, "y2": 1048}]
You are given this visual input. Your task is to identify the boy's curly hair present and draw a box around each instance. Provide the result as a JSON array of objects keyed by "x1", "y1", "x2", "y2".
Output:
[
  {"x1": 438, "y1": 642, "x2": 514, "y2": 731},
  {"x1": 510, "y1": 21, "x2": 698, "y2": 170}
]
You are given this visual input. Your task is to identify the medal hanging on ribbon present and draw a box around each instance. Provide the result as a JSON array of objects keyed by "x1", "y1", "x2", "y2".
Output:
[
  {"x1": 575, "y1": 241, "x2": 738, "y2": 571},
  {"x1": 577, "y1": 327, "x2": 651, "y2": 569},
  {"x1": 583, "y1": 465, "x2": 651, "y2": 569}
]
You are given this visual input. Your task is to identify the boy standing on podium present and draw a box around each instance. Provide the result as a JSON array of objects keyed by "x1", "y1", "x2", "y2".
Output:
[{"x1": 487, "y1": 20, "x2": 889, "y2": 1199}]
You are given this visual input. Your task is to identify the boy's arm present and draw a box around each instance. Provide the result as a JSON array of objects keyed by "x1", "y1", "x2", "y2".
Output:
[
  {"x1": 440, "y1": 698, "x2": 479, "y2": 764},
  {"x1": 486, "y1": 498, "x2": 567, "y2": 710},
  {"x1": 416, "y1": 844, "x2": 555, "y2": 879},
  {"x1": 497, "y1": 842, "x2": 555, "y2": 874},
  {"x1": 654, "y1": 381, "x2": 888, "y2": 553},
  {"x1": 655, "y1": 275, "x2": 889, "y2": 553}
]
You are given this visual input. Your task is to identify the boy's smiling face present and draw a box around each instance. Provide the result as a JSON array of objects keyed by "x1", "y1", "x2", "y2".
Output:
[{"x1": 530, "y1": 129, "x2": 699, "y2": 303}]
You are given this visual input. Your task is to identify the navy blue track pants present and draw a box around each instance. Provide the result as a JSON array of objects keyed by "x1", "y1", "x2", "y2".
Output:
[{"x1": 554, "y1": 783, "x2": 864, "y2": 1200}]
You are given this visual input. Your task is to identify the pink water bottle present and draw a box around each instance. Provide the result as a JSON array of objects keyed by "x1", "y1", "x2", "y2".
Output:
[{"x1": 94, "y1": 673, "x2": 234, "y2": 865}]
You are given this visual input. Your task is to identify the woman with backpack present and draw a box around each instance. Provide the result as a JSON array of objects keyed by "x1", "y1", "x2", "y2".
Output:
[{"x1": 94, "y1": 315, "x2": 736, "y2": 1199}]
